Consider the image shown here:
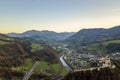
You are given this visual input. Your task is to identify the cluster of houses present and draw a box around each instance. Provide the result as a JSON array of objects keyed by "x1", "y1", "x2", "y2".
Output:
[
  {"x1": 64, "y1": 52, "x2": 115, "y2": 71},
  {"x1": 51, "y1": 44, "x2": 118, "y2": 71}
]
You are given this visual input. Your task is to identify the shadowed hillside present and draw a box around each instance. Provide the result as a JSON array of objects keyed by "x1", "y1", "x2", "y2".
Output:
[
  {"x1": 0, "y1": 39, "x2": 31, "y2": 67},
  {"x1": 63, "y1": 67, "x2": 120, "y2": 80},
  {"x1": 31, "y1": 43, "x2": 58, "y2": 63},
  {"x1": 66, "y1": 25, "x2": 120, "y2": 44}
]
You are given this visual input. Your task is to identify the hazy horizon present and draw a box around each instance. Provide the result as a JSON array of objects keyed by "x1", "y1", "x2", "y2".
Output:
[
  {"x1": 0, "y1": 0, "x2": 120, "y2": 33},
  {"x1": 4, "y1": 25, "x2": 120, "y2": 34}
]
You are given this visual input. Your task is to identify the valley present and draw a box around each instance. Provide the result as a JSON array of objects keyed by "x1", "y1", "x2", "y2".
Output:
[{"x1": 0, "y1": 25, "x2": 120, "y2": 80}]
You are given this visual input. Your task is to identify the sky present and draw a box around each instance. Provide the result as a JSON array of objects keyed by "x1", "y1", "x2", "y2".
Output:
[{"x1": 0, "y1": 0, "x2": 120, "y2": 33}]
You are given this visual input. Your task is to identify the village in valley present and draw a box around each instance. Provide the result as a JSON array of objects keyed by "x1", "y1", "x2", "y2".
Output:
[{"x1": 53, "y1": 44, "x2": 119, "y2": 72}]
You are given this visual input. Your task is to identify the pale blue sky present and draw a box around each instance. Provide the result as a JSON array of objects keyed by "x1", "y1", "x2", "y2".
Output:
[{"x1": 0, "y1": 0, "x2": 120, "y2": 33}]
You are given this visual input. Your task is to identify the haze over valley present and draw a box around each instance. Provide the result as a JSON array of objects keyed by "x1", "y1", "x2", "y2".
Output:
[
  {"x1": 0, "y1": 0, "x2": 120, "y2": 80},
  {"x1": 0, "y1": 25, "x2": 120, "y2": 80}
]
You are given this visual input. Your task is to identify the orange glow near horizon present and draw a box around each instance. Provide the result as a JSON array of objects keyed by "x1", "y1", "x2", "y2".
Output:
[{"x1": 0, "y1": 0, "x2": 120, "y2": 33}]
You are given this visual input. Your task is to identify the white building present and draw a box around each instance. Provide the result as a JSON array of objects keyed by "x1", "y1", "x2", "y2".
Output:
[{"x1": 99, "y1": 57, "x2": 111, "y2": 67}]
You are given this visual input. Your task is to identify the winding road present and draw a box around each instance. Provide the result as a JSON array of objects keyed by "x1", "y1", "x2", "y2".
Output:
[
  {"x1": 60, "y1": 55, "x2": 73, "y2": 72},
  {"x1": 22, "y1": 61, "x2": 40, "y2": 80}
]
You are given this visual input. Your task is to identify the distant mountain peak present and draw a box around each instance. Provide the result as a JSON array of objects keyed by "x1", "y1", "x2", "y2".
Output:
[
  {"x1": 66, "y1": 25, "x2": 120, "y2": 44},
  {"x1": 27, "y1": 30, "x2": 38, "y2": 32},
  {"x1": 7, "y1": 30, "x2": 75, "y2": 41}
]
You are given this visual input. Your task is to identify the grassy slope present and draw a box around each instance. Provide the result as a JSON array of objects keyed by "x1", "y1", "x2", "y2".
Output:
[
  {"x1": 0, "y1": 40, "x2": 9, "y2": 45},
  {"x1": 91, "y1": 40, "x2": 120, "y2": 46},
  {"x1": 12, "y1": 60, "x2": 67, "y2": 76},
  {"x1": 103, "y1": 40, "x2": 120, "y2": 45},
  {"x1": 31, "y1": 43, "x2": 45, "y2": 52},
  {"x1": 86, "y1": 39, "x2": 120, "y2": 54},
  {"x1": 12, "y1": 58, "x2": 33, "y2": 71},
  {"x1": 12, "y1": 42, "x2": 67, "y2": 76},
  {"x1": 34, "y1": 61, "x2": 67, "y2": 76}
]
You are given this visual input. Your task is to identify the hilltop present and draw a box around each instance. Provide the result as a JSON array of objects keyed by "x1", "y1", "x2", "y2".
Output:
[
  {"x1": 7, "y1": 30, "x2": 75, "y2": 41},
  {"x1": 0, "y1": 33, "x2": 61, "y2": 79},
  {"x1": 63, "y1": 67, "x2": 120, "y2": 80},
  {"x1": 0, "y1": 33, "x2": 59, "y2": 66},
  {"x1": 66, "y1": 25, "x2": 120, "y2": 44}
]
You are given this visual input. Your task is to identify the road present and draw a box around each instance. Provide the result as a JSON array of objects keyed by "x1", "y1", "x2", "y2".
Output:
[
  {"x1": 60, "y1": 55, "x2": 73, "y2": 72},
  {"x1": 22, "y1": 61, "x2": 40, "y2": 80},
  {"x1": 60, "y1": 55, "x2": 93, "y2": 72},
  {"x1": 58, "y1": 54, "x2": 63, "y2": 75}
]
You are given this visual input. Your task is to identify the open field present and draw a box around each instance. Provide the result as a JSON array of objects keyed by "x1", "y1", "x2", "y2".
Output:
[
  {"x1": 31, "y1": 43, "x2": 45, "y2": 52},
  {"x1": 34, "y1": 61, "x2": 67, "y2": 76},
  {"x1": 12, "y1": 58, "x2": 33, "y2": 71},
  {"x1": 12, "y1": 59, "x2": 67, "y2": 76},
  {"x1": 0, "y1": 40, "x2": 9, "y2": 45},
  {"x1": 102, "y1": 40, "x2": 120, "y2": 45},
  {"x1": 89, "y1": 40, "x2": 120, "y2": 47},
  {"x1": 85, "y1": 39, "x2": 120, "y2": 54}
]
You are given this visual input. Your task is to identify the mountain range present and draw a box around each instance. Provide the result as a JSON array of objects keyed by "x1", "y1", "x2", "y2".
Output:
[
  {"x1": 66, "y1": 25, "x2": 120, "y2": 44},
  {"x1": 0, "y1": 33, "x2": 58, "y2": 66},
  {"x1": 7, "y1": 25, "x2": 120, "y2": 44},
  {"x1": 7, "y1": 30, "x2": 75, "y2": 41}
]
